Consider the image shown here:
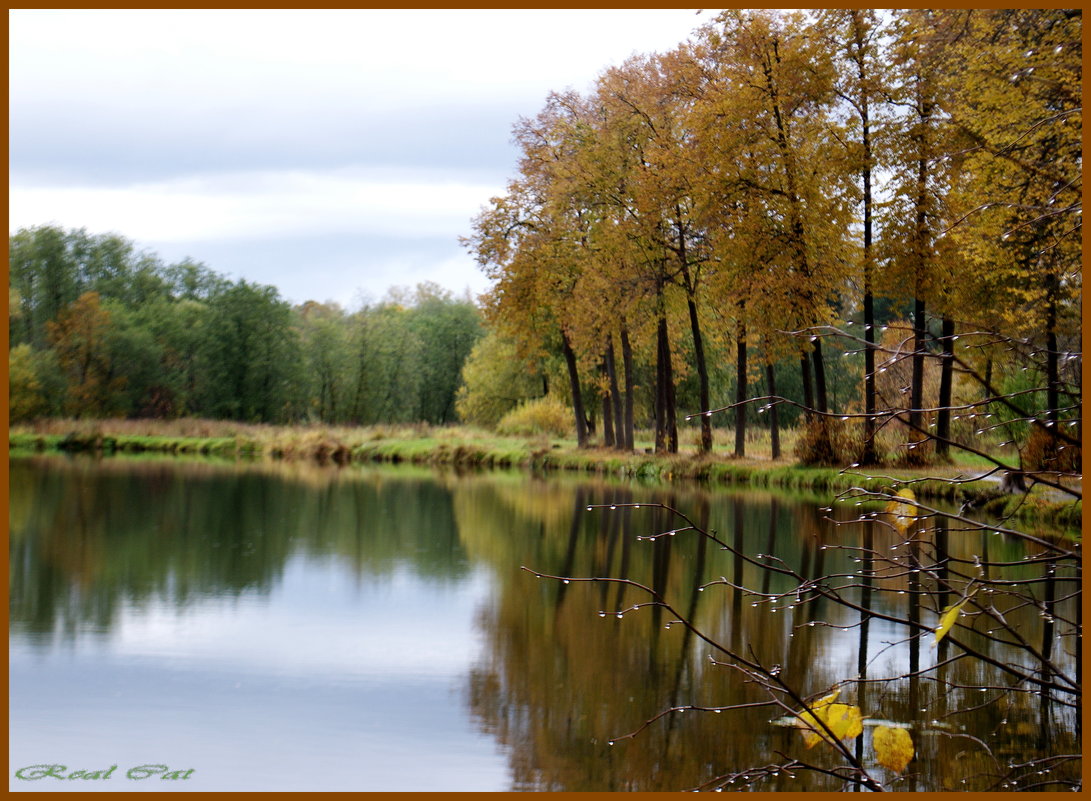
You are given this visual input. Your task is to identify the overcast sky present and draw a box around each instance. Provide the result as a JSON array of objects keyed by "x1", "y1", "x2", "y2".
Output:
[{"x1": 10, "y1": 9, "x2": 709, "y2": 308}]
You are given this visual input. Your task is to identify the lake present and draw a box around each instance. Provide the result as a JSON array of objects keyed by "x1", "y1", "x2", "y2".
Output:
[{"x1": 9, "y1": 454, "x2": 1080, "y2": 791}]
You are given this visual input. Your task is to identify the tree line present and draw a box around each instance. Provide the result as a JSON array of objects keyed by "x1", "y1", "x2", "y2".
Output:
[
  {"x1": 463, "y1": 8, "x2": 1081, "y2": 465},
  {"x1": 9, "y1": 225, "x2": 482, "y2": 426}
]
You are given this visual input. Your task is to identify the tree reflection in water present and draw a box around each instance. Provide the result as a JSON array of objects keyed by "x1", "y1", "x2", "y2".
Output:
[
  {"x1": 459, "y1": 480, "x2": 1080, "y2": 792},
  {"x1": 10, "y1": 456, "x2": 1079, "y2": 791}
]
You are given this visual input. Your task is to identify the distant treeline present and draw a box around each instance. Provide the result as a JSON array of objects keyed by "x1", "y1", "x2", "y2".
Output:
[{"x1": 9, "y1": 225, "x2": 482, "y2": 425}]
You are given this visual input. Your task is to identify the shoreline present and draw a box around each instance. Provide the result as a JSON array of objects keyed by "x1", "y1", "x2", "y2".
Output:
[{"x1": 9, "y1": 426, "x2": 1080, "y2": 530}]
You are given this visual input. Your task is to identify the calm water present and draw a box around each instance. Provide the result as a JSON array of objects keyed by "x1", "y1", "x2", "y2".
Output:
[{"x1": 9, "y1": 455, "x2": 1080, "y2": 791}]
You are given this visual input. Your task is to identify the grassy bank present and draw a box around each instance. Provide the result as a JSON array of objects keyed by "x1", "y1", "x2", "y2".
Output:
[{"x1": 9, "y1": 418, "x2": 1081, "y2": 528}]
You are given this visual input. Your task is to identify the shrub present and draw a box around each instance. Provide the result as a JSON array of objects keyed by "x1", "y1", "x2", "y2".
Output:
[
  {"x1": 496, "y1": 396, "x2": 572, "y2": 438},
  {"x1": 1023, "y1": 424, "x2": 1081, "y2": 473},
  {"x1": 793, "y1": 417, "x2": 863, "y2": 466}
]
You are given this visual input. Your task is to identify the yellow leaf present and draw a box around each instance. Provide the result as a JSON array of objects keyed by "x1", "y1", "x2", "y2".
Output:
[
  {"x1": 796, "y1": 691, "x2": 862, "y2": 749},
  {"x1": 813, "y1": 688, "x2": 840, "y2": 708},
  {"x1": 885, "y1": 488, "x2": 918, "y2": 534},
  {"x1": 933, "y1": 597, "x2": 969, "y2": 648},
  {"x1": 873, "y1": 725, "x2": 914, "y2": 773}
]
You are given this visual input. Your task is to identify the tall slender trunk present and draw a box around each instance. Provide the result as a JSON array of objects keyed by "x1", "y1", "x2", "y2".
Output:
[
  {"x1": 936, "y1": 315, "x2": 955, "y2": 458},
  {"x1": 855, "y1": 9, "x2": 878, "y2": 467},
  {"x1": 561, "y1": 328, "x2": 588, "y2": 448},
  {"x1": 766, "y1": 47, "x2": 827, "y2": 419},
  {"x1": 688, "y1": 295, "x2": 712, "y2": 453},
  {"x1": 604, "y1": 335, "x2": 624, "y2": 451},
  {"x1": 666, "y1": 326, "x2": 678, "y2": 454},
  {"x1": 860, "y1": 122, "x2": 877, "y2": 462},
  {"x1": 679, "y1": 248, "x2": 711, "y2": 453},
  {"x1": 910, "y1": 297, "x2": 926, "y2": 437},
  {"x1": 734, "y1": 314, "x2": 747, "y2": 457},
  {"x1": 811, "y1": 338, "x2": 828, "y2": 414},
  {"x1": 766, "y1": 360, "x2": 780, "y2": 460},
  {"x1": 620, "y1": 323, "x2": 635, "y2": 451},
  {"x1": 655, "y1": 316, "x2": 668, "y2": 454},
  {"x1": 909, "y1": 60, "x2": 931, "y2": 451},
  {"x1": 800, "y1": 352, "x2": 814, "y2": 420},
  {"x1": 600, "y1": 355, "x2": 615, "y2": 448},
  {"x1": 655, "y1": 313, "x2": 678, "y2": 454},
  {"x1": 1045, "y1": 270, "x2": 1060, "y2": 426}
]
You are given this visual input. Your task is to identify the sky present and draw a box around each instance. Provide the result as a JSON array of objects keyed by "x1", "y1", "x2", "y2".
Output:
[{"x1": 10, "y1": 9, "x2": 711, "y2": 309}]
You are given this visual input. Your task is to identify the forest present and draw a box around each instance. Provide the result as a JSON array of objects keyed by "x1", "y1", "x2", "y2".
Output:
[
  {"x1": 465, "y1": 8, "x2": 1081, "y2": 466},
  {"x1": 9, "y1": 225, "x2": 482, "y2": 428},
  {"x1": 10, "y1": 9, "x2": 1082, "y2": 474}
]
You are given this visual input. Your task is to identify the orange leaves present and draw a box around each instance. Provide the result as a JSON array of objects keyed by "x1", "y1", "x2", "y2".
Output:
[{"x1": 45, "y1": 291, "x2": 127, "y2": 417}]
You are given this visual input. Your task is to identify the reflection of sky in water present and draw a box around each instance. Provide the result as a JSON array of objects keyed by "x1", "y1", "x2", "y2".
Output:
[{"x1": 10, "y1": 554, "x2": 508, "y2": 792}]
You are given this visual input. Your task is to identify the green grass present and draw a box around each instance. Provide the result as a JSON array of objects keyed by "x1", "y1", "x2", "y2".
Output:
[{"x1": 9, "y1": 418, "x2": 1079, "y2": 528}]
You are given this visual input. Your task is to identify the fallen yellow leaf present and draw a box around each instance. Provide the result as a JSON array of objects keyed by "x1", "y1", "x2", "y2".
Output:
[{"x1": 873, "y1": 725, "x2": 914, "y2": 773}]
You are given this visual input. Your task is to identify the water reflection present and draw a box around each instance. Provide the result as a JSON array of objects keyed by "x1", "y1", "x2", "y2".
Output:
[
  {"x1": 9, "y1": 455, "x2": 1080, "y2": 791},
  {"x1": 451, "y1": 473, "x2": 1080, "y2": 792}
]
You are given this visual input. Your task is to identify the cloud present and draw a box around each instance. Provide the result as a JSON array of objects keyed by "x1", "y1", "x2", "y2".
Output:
[
  {"x1": 11, "y1": 9, "x2": 707, "y2": 183},
  {"x1": 10, "y1": 9, "x2": 709, "y2": 300},
  {"x1": 133, "y1": 230, "x2": 490, "y2": 308},
  {"x1": 12, "y1": 101, "x2": 525, "y2": 186},
  {"x1": 10, "y1": 167, "x2": 502, "y2": 244}
]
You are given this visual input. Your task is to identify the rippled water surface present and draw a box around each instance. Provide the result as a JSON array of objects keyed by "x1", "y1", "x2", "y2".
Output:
[{"x1": 9, "y1": 455, "x2": 1079, "y2": 791}]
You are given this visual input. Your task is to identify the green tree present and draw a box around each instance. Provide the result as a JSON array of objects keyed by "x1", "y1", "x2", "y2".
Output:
[
  {"x1": 9, "y1": 344, "x2": 64, "y2": 421},
  {"x1": 456, "y1": 328, "x2": 549, "y2": 428},
  {"x1": 297, "y1": 301, "x2": 354, "y2": 423},
  {"x1": 197, "y1": 280, "x2": 304, "y2": 422},
  {"x1": 405, "y1": 283, "x2": 483, "y2": 424}
]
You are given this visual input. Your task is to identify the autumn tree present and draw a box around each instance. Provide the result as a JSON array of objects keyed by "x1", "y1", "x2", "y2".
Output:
[
  {"x1": 817, "y1": 8, "x2": 889, "y2": 464},
  {"x1": 591, "y1": 53, "x2": 718, "y2": 453},
  {"x1": 698, "y1": 11, "x2": 854, "y2": 420},
  {"x1": 45, "y1": 292, "x2": 127, "y2": 417},
  {"x1": 466, "y1": 93, "x2": 614, "y2": 447},
  {"x1": 939, "y1": 8, "x2": 1082, "y2": 465}
]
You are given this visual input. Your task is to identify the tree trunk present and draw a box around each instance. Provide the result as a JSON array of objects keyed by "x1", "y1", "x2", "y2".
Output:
[
  {"x1": 858, "y1": 11, "x2": 878, "y2": 466},
  {"x1": 687, "y1": 296, "x2": 712, "y2": 454},
  {"x1": 666, "y1": 333, "x2": 678, "y2": 454},
  {"x1": 766, "y1": 360, "x2": 780, "y2": 460},
  {"x1": 620, "y1": 323, "x2": 635, "y2": 451},
  {"x1": 655, "y1": 317, "x2": 668, "y2": 454},
  {"x1": 676, "y1": 216, "x2": 710, "y2": 453},
  {"x1": 800, "y1": 352, "x2": 814, "y2": 420},
  {"x1": 561, "y1": 329, "x2": 588, "y2": 448},
  {"x1": 655, "y1": 314, "x2": 678, "y2": 454},
  {"x1": 605, "y1": 334, "x2": 624, "y2": 451},
  {"x1": 910, "y1": 297, "x2": 926, "y2": 436},
  {"x1": 862, "y1": 289, "x2": 878, "y2": 464},
  {"x1": 811, "y1": 338, "x2": 828, "y2": 415},
  {"x1": 1045, "y1": 273, "x2": 1060, "y2": 426},
  {"x1": 600, "y1": 355, "x2": 615, "y2": 448},
  {"x1": 735, "y1": 316, "x2": 747, "y2": 457},
  {"x1": 935, "y1": 315, "x2": 955, "y2": 458}
]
